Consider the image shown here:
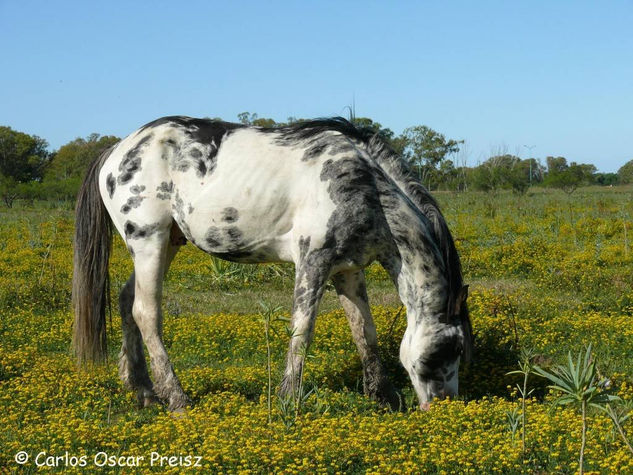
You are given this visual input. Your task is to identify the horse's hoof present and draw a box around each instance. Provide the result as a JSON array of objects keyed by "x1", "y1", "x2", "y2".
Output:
[
  {"x1": 374, "y1": 393, "x2": 405, "y2": 412},
  {"x1": 167, "y1": 393, "x2": 192, "y2": 415},
  {"x1": 169, "y1": 407, "x2": 189, "y2": 419},
  {"x1": 277, "y1": 377, "x2": 296, "y2": 400},
  {"x1": 136, "y1": 391, "x2": 160, "y2": 409},
  {"x1": 369, "y1": 381, "x2": 405, "y2": 412},
  {"x1": 143, "y1": 396, "x2": 159, "y2": 408}
]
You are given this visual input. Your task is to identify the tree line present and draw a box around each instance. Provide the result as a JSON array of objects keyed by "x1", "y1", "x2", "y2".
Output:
[{"x1": 1, "y1": 114, "x2": 631, "y2": 207}]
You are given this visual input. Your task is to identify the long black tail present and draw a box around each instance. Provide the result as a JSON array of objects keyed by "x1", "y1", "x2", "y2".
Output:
[{"x1": 72, "y1": 146, "x2": 115, "y2": 363}]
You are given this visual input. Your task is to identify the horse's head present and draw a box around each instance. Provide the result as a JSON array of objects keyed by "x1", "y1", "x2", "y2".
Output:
[{"x1": 400, "y1": 285, "x2": 472, "y2": 410}]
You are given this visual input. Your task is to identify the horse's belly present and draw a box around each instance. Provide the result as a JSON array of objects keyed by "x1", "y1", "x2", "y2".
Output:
[
  {"x1": 175, "y1": 166, "x2": 311, "y2": 264},
  {"x1": 176, "y1": 193, "x2": 296, "y2": 263}
]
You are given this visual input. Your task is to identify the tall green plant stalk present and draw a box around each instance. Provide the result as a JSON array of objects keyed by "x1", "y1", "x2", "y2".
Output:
[
  {"x1": 533, "y1": 345, "x2": 619, "y2": 475},
  {"x1": 519, "y1": 361, "x2": 530, "y2": 452},
  {"x1": 602, "y1": 401, "x2": 633, "y2": 455},
  {"x1": 624, "y1": 219, "x2": 629, "y2": 257},
  {"x1": 258, "y1": 302, "x2": 285, "y2": 426},
  {"x1": 264, "y1": 316, "x2": 272, "y2": 424},
  {"x1": 507, "y1": 348, "x2": 534, "y2": 454},
  {"x1": 580, "y1": 399, "x2": 587, "y2": 472},
  {"x1": 507, "y1": 348, "x2": 535, "y2": 453}
]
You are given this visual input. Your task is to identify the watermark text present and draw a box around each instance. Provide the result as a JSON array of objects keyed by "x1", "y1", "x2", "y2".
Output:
[{"x1": 13, "y1": 450, "x2": 203, "y2": 468}]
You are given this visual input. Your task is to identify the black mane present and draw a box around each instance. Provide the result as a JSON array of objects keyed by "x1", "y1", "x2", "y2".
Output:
[{"x1": 263, "y1": 116, "x2": 375, "y2": 143}]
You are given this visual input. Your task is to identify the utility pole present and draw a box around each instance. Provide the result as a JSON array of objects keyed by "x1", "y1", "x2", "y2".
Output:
[{"x1": 524, "y1": 145, "x2": 536, "y2": 185}]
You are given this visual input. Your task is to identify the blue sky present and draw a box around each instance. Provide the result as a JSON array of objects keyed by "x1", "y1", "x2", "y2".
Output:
[{"x1": 1, "y1": 1, "x2": 632, "y2": 172}]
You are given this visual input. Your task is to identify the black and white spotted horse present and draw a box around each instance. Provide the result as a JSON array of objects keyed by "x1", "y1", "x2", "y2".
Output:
[{"x1": 72, "y1": 116, "x2": 473, "y2": 411}]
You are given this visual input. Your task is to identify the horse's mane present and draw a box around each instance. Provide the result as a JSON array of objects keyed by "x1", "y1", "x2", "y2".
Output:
[
  {"x1": 273, "y1": 117, "x2": 472, "y2": 357},
  {"x1": 269, "y1": 117, "x2": 376, "y2": 142},
  {"x1": 365, "y1": 135, "x2": 465, "y2": 310}
]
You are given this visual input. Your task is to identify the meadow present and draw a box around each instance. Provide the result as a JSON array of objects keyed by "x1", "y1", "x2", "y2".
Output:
[{"x1": 1, "y1": 188, "x2": 633, "y2": 473}]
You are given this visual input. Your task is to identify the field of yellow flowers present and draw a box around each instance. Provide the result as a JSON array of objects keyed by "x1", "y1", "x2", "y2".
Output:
[{"x1": 1, "y1": 188, "x2": 633, "y2": 473}]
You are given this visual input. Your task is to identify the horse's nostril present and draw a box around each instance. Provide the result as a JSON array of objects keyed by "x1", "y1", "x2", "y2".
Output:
[{"x1": 419, "y1": 401, "x2": 431, "y2": 411}]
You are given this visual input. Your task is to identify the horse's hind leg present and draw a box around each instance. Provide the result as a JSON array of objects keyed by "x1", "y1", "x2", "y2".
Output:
[
  {"x1": 119, "y1": 271, "x2": 155, "y2": 407},
  {"x1": 119, "y1": 242, "x2": 181, "y2": 407},
  {"x1": 127, "y1": 230, "x2": 189, "y2": 411},
  {"x1": 332, "y1": 270, "x2": 401, "y2": 410}
]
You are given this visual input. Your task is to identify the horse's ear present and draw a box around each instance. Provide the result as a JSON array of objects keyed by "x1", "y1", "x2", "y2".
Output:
[{"x1": 454, "y1": 285, "x2": 469, "y2": 315}]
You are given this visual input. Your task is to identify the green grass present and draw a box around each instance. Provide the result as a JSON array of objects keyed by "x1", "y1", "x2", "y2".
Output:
[{"x1": 1, "y1": 187, "x2": 633, "y2": 473}]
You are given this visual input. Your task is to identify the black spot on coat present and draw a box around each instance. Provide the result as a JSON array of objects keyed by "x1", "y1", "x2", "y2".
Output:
[
  {"x1": 120, "y1": 195, "x2": 145, "y2": 214},
  {"x1": 318, "y1": 156, "x2": 385, "y2": 264},
  {"x1": 204, "y1": 225, "x2": 244, "y2": 251},
  {"x1": 117, "y1": 134, "x2": 152, "y2": 185},
  {"x1": 171, "y1": 190, "x2": 192, "y2": 239},
  {"x1": 205, "y1": 227, "x2": 223, "y2": 247},
  {"x1": 156, "y1": 181, "x2": 174, "y2": 200},
  {"x1": 221, "y1": 207, "x2": 239, "y2": 223},
  {"x1": 106, "y1": 173, "x2": 116, "y2": 198},
  {"x1": 140, "y1": 116, "x2": 244, "y2": 178},
  {"x1": 197, "y1": 160, "x2": 207, "y2": 176},
  {"x1": 124, "y1": 220, "x2": 160, "y2": 240}
]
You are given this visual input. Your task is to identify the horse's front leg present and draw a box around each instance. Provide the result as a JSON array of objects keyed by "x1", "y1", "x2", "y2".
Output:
[
  {"x1": 332, "y1": 270, "x2": 402, "y2": 410},
  {"x1": 279, "y1": 254, "x2": 330, "y2": 399}
]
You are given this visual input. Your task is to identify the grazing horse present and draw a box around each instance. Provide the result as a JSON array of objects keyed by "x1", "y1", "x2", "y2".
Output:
[{"x1": 72, "y1": 116, "x2": 472, "y2": 411}]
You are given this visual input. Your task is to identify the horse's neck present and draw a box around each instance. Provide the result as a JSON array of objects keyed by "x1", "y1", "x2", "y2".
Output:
[{"x1": 382, "y1": 209, "x2": 449, "y2": 323}]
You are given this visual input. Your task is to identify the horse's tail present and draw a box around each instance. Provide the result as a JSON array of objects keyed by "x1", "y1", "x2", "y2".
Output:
[
  {"x1": 72, "y1": 146, "x2": 115, "y2": 363},
  {"x1": 365, "y1": 135, "x2": 474, "y2": 360}
]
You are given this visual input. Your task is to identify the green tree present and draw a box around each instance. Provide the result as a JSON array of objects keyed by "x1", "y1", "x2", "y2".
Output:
[
  {"x1": 0, "y1": 126, "x2": 51, "y2": 207},
  {"x1": 506, "y1": 159, "x2": 538, "y2": 194},
  {"x1": 252, "y1": 117, "x2": 277, "y2": 128},
  {"x1": 469, "y1": 154, "x2": 534, "y2": 194},
  {"x1": 617, "y1": 160, "x2": 633, "y2": 184},
  {"x1": 45, "y1": 133, "x2": 119, "y2": 182},
  {"x1": 237, "y1": 112, "x2": 254, "y2": 124},
  {"x1": 437, "y1": 159, "x2": 458, "y2": 191},
  {"x1": 543, "y1": 157, "x2": 596, "y2": 194},
  {"x1": 237, "y1": 112, "x2": 279, "y2": 128},
  {"x1": 545, "y1": 156, "x2": 568, "y2": 175},
  {"x1": 398, "y1": 125, "x2": 463, "y2": 189},
  {"x1": 0, "y1": 174, "x2": 19, "y2": 207},
  {"x1": 523, "y1": 158, "x2": 544, "y2": 185},
  {"x1": 594, "y1": 173, "x2": 619, "y2": 186},
  {"x1": 0, "y1": 126, "x2": 50, "y2": 182}
]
